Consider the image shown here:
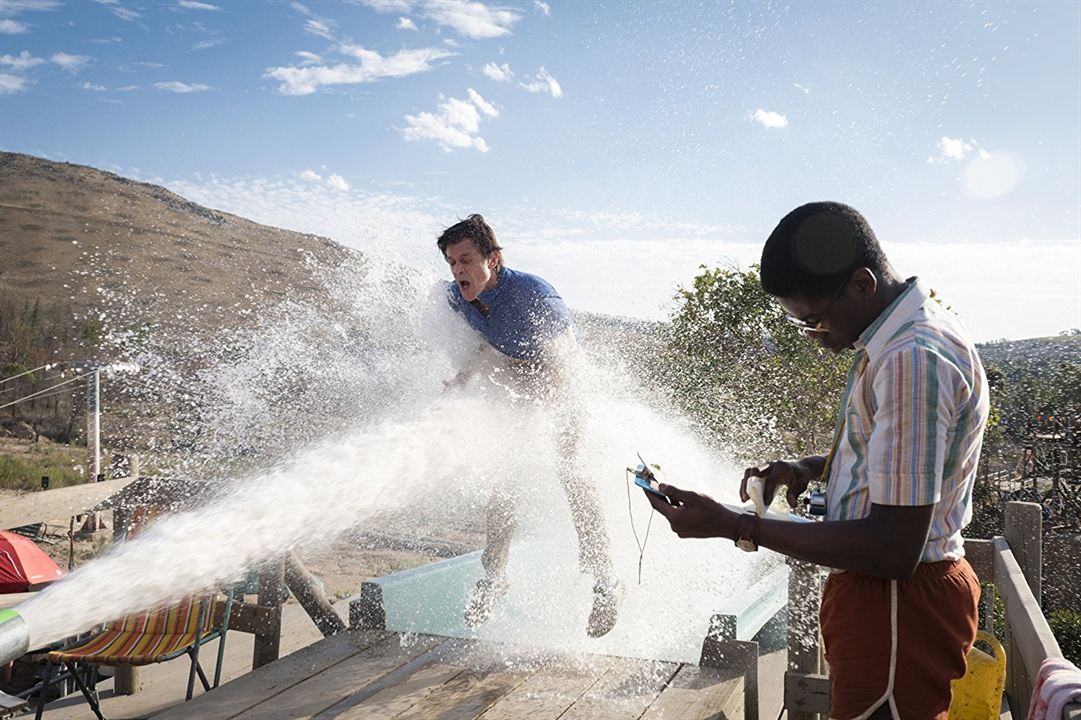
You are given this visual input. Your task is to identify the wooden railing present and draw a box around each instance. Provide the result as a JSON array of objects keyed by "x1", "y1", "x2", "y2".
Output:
[{"x1": 784, "y1": 501, "x2": 1081, "y2": 719}]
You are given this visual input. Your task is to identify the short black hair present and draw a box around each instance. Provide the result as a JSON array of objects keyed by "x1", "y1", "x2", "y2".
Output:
[
  {"x1": 436, "y1": 213, "x2": 503, "y2": 266},
  {"x1": 760, "y1": 201, "x2": 889, "y2": 299}
]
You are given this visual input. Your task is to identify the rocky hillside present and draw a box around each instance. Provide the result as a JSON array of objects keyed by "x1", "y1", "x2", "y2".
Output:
[{"x1": 0, "y1": 152, "x2": 361, "y2": 453}]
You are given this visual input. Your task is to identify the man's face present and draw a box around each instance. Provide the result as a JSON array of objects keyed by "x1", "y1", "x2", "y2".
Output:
[
  {"x1": 779, "y1": 272, "x2": 875, "y2": 353},
  {"x1": 444, "y1": 238, "x2": 498, "y2": 302}
]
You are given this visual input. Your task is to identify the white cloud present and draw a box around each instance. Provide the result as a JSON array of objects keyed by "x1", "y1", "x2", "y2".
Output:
[
  {"x1": 936, "y1": 136, "x2": 977, "y2": 162},
  {"x1": 402, "y1": 87, "x2": 498, "y2": 152},
  {"x1": 533, "y1": 0, "x2": 550, "y2": 15},
  {"x1": 118, "y1": 84, "x2": 138, "y2": 91},
  {"x1": 265, "y1": 46, "x2": 453, "y2": 95},
  {"x1": 327, "y1": 173, "x2": 350, "y2": 191},
  {"x1": 155, "y1": 80, "x2": 210, "y2": 92},
  {"x1": 51, "y1": 52, "x2": 89, "y2": 74},
  {"x1": 520, "y1": 66, "x2": 561, "y2": 98},
  {"x1": 0, "y1": 18, "x2": 28, "y2": 32},
  {"x1": 353, "y1": 0, "x2": 415, "y2": 11},
  {"x1": 96, "y1": 0, "x2": 141, "y2": 22},
  {"x1": 193, "y1": 37, "x2": 224, "y2": 50},
  {"x1": 294, "y1": 50, "x2": 322, "y2": 65},
  {"x1": 466, "y1": 86, "x2": 497, "y2": 116},
  {"x1": 0, "y1": 0, "x2": 61, "y2": 13},
  {"x1": 81, "y1": 80, "x2": 107, "y2": 91},
  {"x1": 304, "y1": 18, "x2": 336, "y2": 40},
  {"x1": 299, "y1": 168, "x2": 349, "y2": 191},
  {"x1": 178, "y1": 0, "x2": 221, "y2": 9},
  {"x1": 481, "y1": 61, "x2": 511, "y2": 81},
  {"x1": 290, "y1": 1, "x2": 312, "y2": 16},
  {"x1": 752, "y1": 108, "x2": 788, "y2": 128},
  {"x1": 424, "y1": 0, "x2": 519, "y2": 39},
  {"x1": 0, "y1": 72, "x2": 26, "y2": 93},
  {"x1": 0, "y1": 50, "x2": 44, "y2": 70},
  {"x1": 397, "y1": 16, "x2": 417, "y2": 30}
]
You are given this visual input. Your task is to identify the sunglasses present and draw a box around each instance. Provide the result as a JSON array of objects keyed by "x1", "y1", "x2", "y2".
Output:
[{"x1": 784, "y1": 275, "x2": 849, "y2": 335}]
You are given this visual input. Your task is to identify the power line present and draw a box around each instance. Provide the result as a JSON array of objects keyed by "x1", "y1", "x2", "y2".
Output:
[
  {"x1": 0, "y1": 363, "x2": 57, "y2": 387},
  {"x1": 0, "y1": 371, "x2": 74, "y2": 396},
  {"x1": 8, "y1": 381, "x2": 90, "y2": 406},
  {"x1": 0, "y1": 373, "x2": 92, "y2": 412}
]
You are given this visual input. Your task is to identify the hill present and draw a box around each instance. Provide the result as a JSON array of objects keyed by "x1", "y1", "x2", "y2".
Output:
[{"x1": 0, "y1": 152, "x2": 361, "y2": 460}]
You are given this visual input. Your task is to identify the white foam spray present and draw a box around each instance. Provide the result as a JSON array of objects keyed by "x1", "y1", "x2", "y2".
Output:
[{"x1": 19, "y1": 253, "x2": 781, "y2": 658}]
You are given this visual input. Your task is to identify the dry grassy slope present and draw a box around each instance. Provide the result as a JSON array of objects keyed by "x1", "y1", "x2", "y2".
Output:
[{"x1": 0, "y1": 151, "x2": 354, "y2": 339}]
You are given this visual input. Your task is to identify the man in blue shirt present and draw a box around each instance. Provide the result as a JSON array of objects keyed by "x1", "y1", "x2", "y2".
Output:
[{"x1": 438, "y1": 213, "x2": 621, "y2": 638}]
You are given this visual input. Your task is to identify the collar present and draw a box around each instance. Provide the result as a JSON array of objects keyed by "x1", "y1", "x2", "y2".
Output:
[{"x1": 854, "y1": 277, "x2": 927, "y2": 360}]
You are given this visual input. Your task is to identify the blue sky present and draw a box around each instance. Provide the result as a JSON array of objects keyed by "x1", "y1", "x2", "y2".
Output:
[{"x1": 1, "y1": 0, "x2": 1079, "y2": 340}]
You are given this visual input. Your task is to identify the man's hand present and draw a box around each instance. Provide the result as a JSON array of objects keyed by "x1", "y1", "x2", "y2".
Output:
[
  {"x1": 740, "y1": 459, "x2": 819, "y2": 510},
  {"x1": 644, "y1": 484, "x2": 739, "y2": 540}
]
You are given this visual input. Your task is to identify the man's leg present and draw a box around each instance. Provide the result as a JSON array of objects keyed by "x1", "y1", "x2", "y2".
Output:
[
  {"x1": 465, "y1": 487, "x2": 516, "y2": 628},
  {"x1": 554, "y1": 405, "x2": 621, "y2": 637}
]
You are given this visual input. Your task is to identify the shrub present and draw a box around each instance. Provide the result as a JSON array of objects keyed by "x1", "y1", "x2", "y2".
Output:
[{"x1": 1049, "y1": 609, "x2": 1081, "y2": 666}]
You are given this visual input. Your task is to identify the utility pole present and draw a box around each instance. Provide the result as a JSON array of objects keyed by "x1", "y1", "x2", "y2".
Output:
[
  {"x1": 87, "y1": 366, "x2": 100, "y2": 482},
  {"x1": 69, "y1": 362, "x2": 101, "y2": 483}
]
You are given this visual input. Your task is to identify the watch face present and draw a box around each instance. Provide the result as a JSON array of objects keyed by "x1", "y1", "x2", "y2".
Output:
[{"x1": 736, "y1": 538, "x2": 757, "y2": 552}]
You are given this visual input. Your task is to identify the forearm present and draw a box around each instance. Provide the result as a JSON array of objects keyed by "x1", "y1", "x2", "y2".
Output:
[{"x1": 754, "y1": 508, "x2": 930, "y2": 579}]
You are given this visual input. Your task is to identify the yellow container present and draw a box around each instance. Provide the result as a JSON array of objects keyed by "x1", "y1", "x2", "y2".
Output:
[{"x1": 949, "y1": 630, "x2": 1007, "y2": 720}]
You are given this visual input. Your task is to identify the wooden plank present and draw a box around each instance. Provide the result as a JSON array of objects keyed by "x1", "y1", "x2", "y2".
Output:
[
  {"x1": 784, "y1": 672, "x2": 830, "y2": 715},
  {"x1": 232, "y1": 633, "x2": 443, "y2": 720},
  {"x1": 253, "y1": 557, "x2": 285, "y2": 670},
  {"x1": 385, "y1": 657, "x2": 529, "y2": 720},
  {"x1": 560, "y1": 658, "x2": 679, "y2": 720},
  {"x1": 964, "y1": 537, "x2": 994, "y2": 583},
  {"x1": 478, "y1": 655, "x2": 615, "y2": 720},
  {"x1": 994, "y1": 536, "x2": 1062, "y2": 716},
  {"x1": 1003, "y1": 502, "x2": 1043, "y2": 715},
  {"x1": 150, "y1": 630, "x2": 391, "y2": 720},
  {"x1": 285, "y1": 551, "x2": 346, "y2": 637},
  {"x1": 639, "y1": 664, "x2": 744, "y2": 720},
  {"x1": 0, "y1": 477, "x2": 134, "y2": 530},
  {"x1": 323, "y1": 643, "x2": 468, "y2": 720}
]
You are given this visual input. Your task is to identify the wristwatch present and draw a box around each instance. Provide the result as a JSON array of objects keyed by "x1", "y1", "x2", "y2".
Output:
[{"x1": 735, "y1": 511, "x2": 759, "y2": 552}]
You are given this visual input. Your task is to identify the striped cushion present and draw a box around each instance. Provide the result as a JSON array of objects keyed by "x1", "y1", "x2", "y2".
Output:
[{"x1": 49, "y1": 595, "x2": 214, "y2": 666}]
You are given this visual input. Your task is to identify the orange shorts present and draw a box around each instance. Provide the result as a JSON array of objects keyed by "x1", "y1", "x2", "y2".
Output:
[{"x1": 820, "y1": 559, "x2": 980, "y2": 719}]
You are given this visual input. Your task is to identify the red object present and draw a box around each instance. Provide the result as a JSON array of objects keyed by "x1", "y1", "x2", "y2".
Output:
[{"x1": 0, "y1": 531, "x2": 65, "y2": 593}]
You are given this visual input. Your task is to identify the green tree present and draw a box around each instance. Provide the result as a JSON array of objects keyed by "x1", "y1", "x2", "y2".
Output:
[{"x1": 661, "y1": 264, "x2": 850, "y2": 462}]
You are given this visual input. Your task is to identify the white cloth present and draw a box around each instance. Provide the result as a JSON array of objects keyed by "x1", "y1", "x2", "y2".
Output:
[{"x1": 1027, "y1": 657, "x2": 1081, "y2": 720}]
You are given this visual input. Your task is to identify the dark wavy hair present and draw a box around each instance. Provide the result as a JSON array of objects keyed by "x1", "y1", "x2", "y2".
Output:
[
  {"x1": 436, "y1": 214, "x2": 503, "y2": 270},
  {"x1": 760, "y1": 201, "x2": 890, "y2": 299}
]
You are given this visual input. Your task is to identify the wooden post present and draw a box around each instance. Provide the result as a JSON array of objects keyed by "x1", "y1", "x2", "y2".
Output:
[
  {"x1": 252, "y1": 557, "x2": 285, "y2": 670},
  {"x1": 284, "y1": 552, "x2": 346, "y2": 637},
  {"x1": 1004, "y1": 501, "x2": 1042, "y2": 715},
  {"x1": 111, "y1": 498, "x2": 139, "y2": 695},
  {"x1": 786, "y1": 556, "x2": 825, "y2": 720}
]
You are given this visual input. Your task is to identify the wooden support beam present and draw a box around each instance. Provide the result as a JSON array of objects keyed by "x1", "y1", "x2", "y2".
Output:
[
  {"x1": 994, "y1": 536, "x2": 1061, "y2": 717},
  {"x1": 284, "y1": 551, "x2": 346, "y2": 638},
  {"x1": 1002, "y1": 502, "x2": 1044, "y2": 715},
  {"x1": 784, "y1": 672, "x2": 830, "y2": 715},
  {"x1": 786, "y1": 556, "x2": 823, "y2": 720},
  {"x1": 252, "y1": 557, "x2": 284, "y2": 670},
  {"x1": 963, "y1": 537, "x2": 994, "y2": 584},
  {"x1": 700, "y1": 623, "x2": 758, "y2": 720}
]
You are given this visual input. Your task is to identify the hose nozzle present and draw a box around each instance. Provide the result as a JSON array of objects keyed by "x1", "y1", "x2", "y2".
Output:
[{"x1": 0, "y1": 609, "x2": 30, "y2": 666}]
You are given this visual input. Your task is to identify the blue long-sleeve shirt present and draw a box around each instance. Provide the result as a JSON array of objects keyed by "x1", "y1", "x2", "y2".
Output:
[{"x1": 447, "y1": 267, "x2": 574, "y2": 361}]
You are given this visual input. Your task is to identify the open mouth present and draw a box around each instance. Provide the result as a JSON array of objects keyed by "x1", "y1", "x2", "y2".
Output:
[{"x1": 458, "y1": 280, "x2": 471, "y2": 290}]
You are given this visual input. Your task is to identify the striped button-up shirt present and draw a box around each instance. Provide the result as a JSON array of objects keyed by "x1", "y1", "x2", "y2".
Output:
[{"x1": 825, "y1": 278, "x2": 989, "y2": 562}]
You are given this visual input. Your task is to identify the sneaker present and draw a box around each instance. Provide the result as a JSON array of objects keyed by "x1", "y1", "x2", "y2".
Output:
[
  {"x1": 586, "y1": 577, "x2": 623, "y2": 638},
  {"x1": 464, "y1": 575, "x2": 509, "y2": 628}
]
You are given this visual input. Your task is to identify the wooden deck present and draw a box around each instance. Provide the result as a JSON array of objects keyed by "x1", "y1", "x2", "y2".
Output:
[{"x1": 150, "y1": 629, "x2": 745, "y2": 720}]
